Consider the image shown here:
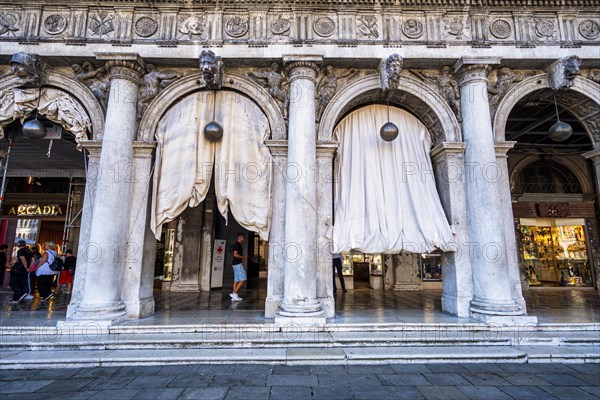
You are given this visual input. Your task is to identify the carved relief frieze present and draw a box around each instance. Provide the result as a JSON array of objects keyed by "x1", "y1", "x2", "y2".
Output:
[
  {"x1": 270, "y1": 15, "x2": 292, "y2": 38},
  {"x1": 313, "y1": 16, "x2": 336, "y2": 38},
  {"x1": 315, "y1": 66, "x2": 358, "y2": 122},
  {"x1": 444, "y1": 15, "x2": 470, "y2": 41},
  {"x1": 357, "y1": 15, "x2": 379, "y2": 38},
  {"x1": 578, "y1": 19, "x2": 600, "y2": 40},
  {"x1": 224, "y1": 15, "x2": 249, "y2": 39},
  {"x1": 402, "y1": 18, "x2": 425, "y2": 39},
  {"x1": 134, "y1": 16, "x2": 159, "y2": 38},
  {"x1": 137, "y1": 64, "x2": 182, "y2": 119},
  {"x1": 178, "y1": 14, "x2": 207, "y2": 41},
  {"x1": 72, "y1": 61, "x2": 110, "y2": 108},
  {"x1": 0, "y1": 12, "x2": 20, "y2": 36},
  {"x1": 248, "y1": 63, "x2": 289, "y2": 119},
  {"x1": 534, "y1": 17, "x2": 557, "y2": 40},
  {"x1": 487, "y1": 67, "x2": 524, "y2": 116},
  {"x1": 490, "y1": 18, "x2": 513, "y2": 39},
  {"x1": 88, "y1": 11, "x2": 115, "y2": 38},
  {"x1": 43, "y1": 14, "x2": 68, "y2": 35},
  {"x1": 411, "y1": 66, "x2": 461, "y2": 122}
]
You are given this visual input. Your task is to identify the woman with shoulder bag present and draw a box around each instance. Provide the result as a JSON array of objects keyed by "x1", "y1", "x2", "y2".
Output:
[{"x1": 35, "y1": 242, "x2": 58, "y2": 301}]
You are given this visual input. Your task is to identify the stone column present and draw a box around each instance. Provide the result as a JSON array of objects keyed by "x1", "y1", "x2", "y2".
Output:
[
  {"x1": 393, "y1": 253, "x2": 422, "y2": 291},
  {"x1": 316, "y1": 141, "x2": 337, "y2": 318},
  {"x1": 171, "y1": 205, "x2": 203, "y2": 292},
  {"x1": 121, "y1": 142, "x2": 156, "y2": 318},
  {"x1": 199, "y1": 194, "x2": 216, "y2": 292},
  {"x1": 431, "y1": 142, "x2": 472, "y2": 317},
  {"x1": 277, "y1": 55, "x2": 324, "y2": 322},
  {"x1": 454, "y1": 58, "x2": 533, "y2": 323},
  {"x1": 582, "y1": 148, "x2": 600, "y2": 208},
  {"x1": 70, "y1": 54, "x2": 146, "y2": 324},
  {"x1": 66, "y1": 140, "x2": 101, "y2": 319},
  {"x1": 583, "y1": 147, "x2": 600, "y2": 293},
  {"x1": 265, "y1": 140, "x2": 287, "y2": 318},
  {"x1": 495, "y1": 141, "x2": 527, "y2": 312}
]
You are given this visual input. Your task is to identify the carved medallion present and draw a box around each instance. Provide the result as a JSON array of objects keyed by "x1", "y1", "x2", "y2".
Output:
[
  {"x1": 179, "y1": 15, "x2": 206, "y2": 39},
  {"x1": 490, "y1": 19, "x2": 511, "y2": 39},
  {"x1": 535, "y1": 18, "x2": 556, "y2": 38},
  {"x1": 579, "y1": 19, "x2": 600, "y2": 40},
  {"x1": 0, "y1": 12, "x2": 20, "y2": 35},
  {"x1": 402, "y1": 19, "x2": 424, "y2": 39},
  {"x1": 445, "y1": 17, "x2": 465, "y2": 38},
  {"x1": 357, "y1": 15, "x2": 379, "y2": 38},
  {"x1": 134, "y1": 16, "x2": 158, "y2": 37},
  {"x1": 43, "y1": 14, "x2": 67, "y2": 35},
  {"x1": 271, "y1": 16, "x2": 291, "y2": 36},
  {"x1": 89, "y1": 12, "x2": 115, "y2": 36},
  {"x1": 313, "y1": 17, "x2": 335, "y2": 37},
  {"x1": 225, "y1": 16, "x2": 249, "y2": 38}
]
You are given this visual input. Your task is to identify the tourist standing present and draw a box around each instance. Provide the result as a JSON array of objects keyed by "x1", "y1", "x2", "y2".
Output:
[
  {"x1": 332, "y1": 252, "x2": 347, "y2": 292},
  {"x1": 55, "y1": 249, "x2": 76, "y2": 296},
  {"x1": 230, "y1": 233, "x2": 248, "y2": 301},
  {"x1": 9, "y1": 240, "x2": 31, "y2": 304},
  {"x1": 35, "y1": 242, "x2": 58, "y2": 301}
]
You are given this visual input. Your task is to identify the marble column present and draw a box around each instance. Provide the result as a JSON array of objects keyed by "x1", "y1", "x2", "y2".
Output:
[
  {"x1": 199, "y1": 194, "x2": 216, "y2": 292},
  {"x1": 316, "y1": 141, "x2": 337, "y2": 318},
  {"x1": 66, "y1": 140, "x2": 101, "y2": 319},
  {"x1": 496, "y1": 141, "x2": 527, "y2": 312},
  {"x1": 431, "y1": 142, "x2": 472, "y2": 317},
  {"x1": 454, "y1": 58, "x2": 531, "y2": 323},
  {"x1": 582, "y1": 147, "x2": 600, "y2": 293},
  {"x1": 121, "y1": 142, "x2": 156, "y2": 318},
  {"x1": 171, "y1": 205, "x2": 202, "y2": 292},
  {"x1": 277, "y1": 55, "x2": 324, "y2": 321},
  {"x1": 265, "y1": 140, "x2": 287, "y2": 318},
  {"x1": 70, "y1": 54, "x2": 146, "y2": 324}
]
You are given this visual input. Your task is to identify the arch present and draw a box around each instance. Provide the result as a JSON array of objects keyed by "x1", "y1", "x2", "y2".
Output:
[
  {"x1": 318, "y1": 74, "x2": 461, "y2": 144},
  {"x1": 509, "y1": 154, "x2": 595, "y2": 195},
  {"x1": 0, "y1": 70, "x2": 105, "y2": 141},
  {"x1": 494, "y1": 75, "x2": 600, "y2": 145},
  {"x1": 138, "y1": 73, "x2": 286, "y2": 142}
]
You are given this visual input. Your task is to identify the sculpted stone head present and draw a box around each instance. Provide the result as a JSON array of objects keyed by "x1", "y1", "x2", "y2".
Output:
[
  {"x1": 10, "y1": 52, "x2": 46, "y2": 88},
  {"x1": 199, "y1": 50, "x2": 223, "y2": 89}
]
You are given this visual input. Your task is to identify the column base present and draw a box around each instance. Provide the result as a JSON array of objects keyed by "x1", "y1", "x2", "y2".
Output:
[
  {"x1": 69, "y1": 301, "x2": 127, "y2": 325},
  {"x1": 469, "y1": 296, "x2": 532, "y2": 323},
  {"x1": 124, "y1": 297, "x2": 155, "y2": 319},
  {"x1": 470, "y1": 313, "x2": 538, "y2": 325},
  {"x1": 319, "y1": 296, "x2": 335, "y2": 318},
  {"x1": 441, "y1": 292, "x2": 472, "y2": 318},
  {"x1": 265, "y1": 297, "x2": 282, "y2": 318}
]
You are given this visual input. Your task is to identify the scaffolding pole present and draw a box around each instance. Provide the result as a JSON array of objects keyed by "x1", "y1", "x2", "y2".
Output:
[{"x1": 0, "y1": 139, "x2": 13, "y2": 212}]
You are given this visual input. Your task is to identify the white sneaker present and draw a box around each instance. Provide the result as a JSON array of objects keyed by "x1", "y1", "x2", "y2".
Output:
[
  {"x1": 229, "y1": 293, "x2": 235, "y2": 299},
  {"x1": 24, "y1": 294, "x2": 34, "y2": 301},
  {"x1": 232, "y1": 293, "x2": 242, "y2": 301}
]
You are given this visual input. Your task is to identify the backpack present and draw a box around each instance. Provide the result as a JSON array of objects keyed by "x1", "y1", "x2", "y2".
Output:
[{"x1": 48, "y1": 252, "x2": 64, "y2": 272}]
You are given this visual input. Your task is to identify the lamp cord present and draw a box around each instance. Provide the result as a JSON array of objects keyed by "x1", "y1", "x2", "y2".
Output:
[{"x1": 553, "y1": 92, "x2": 560, "y2": 122}]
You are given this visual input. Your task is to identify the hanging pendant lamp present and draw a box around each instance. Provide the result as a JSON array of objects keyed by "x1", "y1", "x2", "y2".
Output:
[
  {"x1": 380, "y1": 99, "x2": 398, "y2": 142},
  {"x1": 548, "y1": 92, "x2": 572, "y2": 142},
  {"x1": 22, "y1": 89, "x2": 46, "y2": 139},
  {"x1": 204, "y1": 91, "x2": 223, "y2": 141}
]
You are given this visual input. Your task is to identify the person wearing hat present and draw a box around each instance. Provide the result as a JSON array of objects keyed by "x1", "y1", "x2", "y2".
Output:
[{"x1": 8, "y1": 240, "x2": 32, "y2": 304}]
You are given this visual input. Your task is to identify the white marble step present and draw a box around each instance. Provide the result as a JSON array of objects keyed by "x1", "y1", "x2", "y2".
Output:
[
  {"x1": 1, "y1": 330, "x2": 598, "y2": 351},
  {"x1": 1, "y1": 345, "x2": 597, "y2": 369}
]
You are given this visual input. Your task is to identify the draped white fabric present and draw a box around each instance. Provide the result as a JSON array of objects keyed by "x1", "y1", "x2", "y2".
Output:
[
  {"x1": 0, "y1": 88, "x2": 92, "y2": 142},
  {"x1": 331, "y1": 105, "x2": 454, "y2": 253},
  {"x1": 151, "y1": 90, "x2": 272, "y2": 240}
]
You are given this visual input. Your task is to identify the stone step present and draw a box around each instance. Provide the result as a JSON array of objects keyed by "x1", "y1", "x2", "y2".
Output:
[
  {"x1": 1, "y1": 345, "x2": 597, "y2": 369},
  {"x1": 1, "y1": 330, "x2": 597, "y2": 351},
  {"x1": 1, "y1": 321, "x2": 598, "y2": 336}
]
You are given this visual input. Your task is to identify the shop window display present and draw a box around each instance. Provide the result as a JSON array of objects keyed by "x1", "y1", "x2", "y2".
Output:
[
  {"x1": 419, "y1": 253, "x2": 442, "y2": 281},
  {"x1": 520, "y1": 218, "x2": 593, "y2": 287}
]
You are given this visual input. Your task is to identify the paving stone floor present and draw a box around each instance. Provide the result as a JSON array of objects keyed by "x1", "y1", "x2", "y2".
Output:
[
  {"x1": 0, "y1": 363, "x2": 598, "y2": 399},
  {"x1": 2, "y1": 282, "x2": 599, "y2": 326}
]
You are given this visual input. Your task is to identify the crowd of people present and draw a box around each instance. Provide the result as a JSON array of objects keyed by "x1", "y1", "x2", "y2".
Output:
[{"x1": 1, "y1": 240, "x2": 76, "y2": 304}]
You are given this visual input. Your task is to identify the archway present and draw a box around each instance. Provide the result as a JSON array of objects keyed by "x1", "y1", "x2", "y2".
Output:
[
  {"x1": 497, "y1": 76, "x2": 600, "y2": 297},
  {"x1": 141, "y1": 76, "x2": 285, "y2": 315},
  {"x1": 318, "y1": 75, "x2": 472, "y2": 317}
]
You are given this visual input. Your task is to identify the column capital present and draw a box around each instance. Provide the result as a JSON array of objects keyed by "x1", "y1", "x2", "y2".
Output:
[
  {"x1": 95, "y1": 52, "x2": 146, "y2": 85},
  {"x1": 454, "y1": 57, "x2": 501, "y2": 86},
  {"x1": 283, "y1": 55, "x2": 322, "y2": 80},
  {"x1": 132, "y1": 141, "x2": 157, "y2": 158},
  {"x1": 430, "y1": 141, "x2": 467, "y2": 164},
  {"x1": 316, "y1": 140, "x2": 338, "y2": 156},
  {"x1": 582, "y1": 148, "x2": 600, "y2": 162},
  {"x1": 79, "y1": 140, "x2": 103, "y2": 157},
  {"x1": 495, "y1": 141, "x2": 517, "y2": 157},
  {"x1": 265, "y1": 139, "x2": 288, "y2": 157}
]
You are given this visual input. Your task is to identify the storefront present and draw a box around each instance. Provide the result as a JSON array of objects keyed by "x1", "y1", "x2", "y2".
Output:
[{"x1": 519, "y1": 218, "x2": 594, "y2": 287}]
